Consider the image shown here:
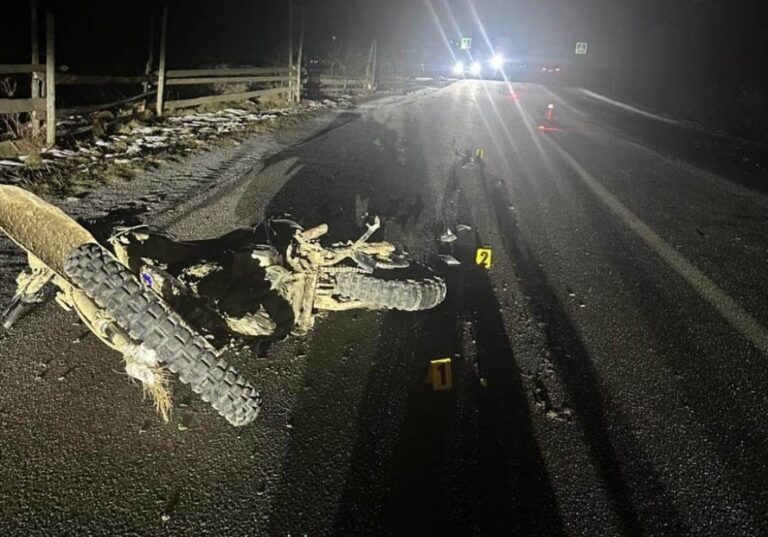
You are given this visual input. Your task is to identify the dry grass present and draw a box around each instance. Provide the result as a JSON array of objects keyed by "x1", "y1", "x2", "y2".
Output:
[
  {"x1": 0, "y1": 77, "x2": 44, "y2": 153},
  {"x1": 142, "y1": 365, "x2": 173, "y2": 422},
  {"x1": 0, "y1": 77, "x2": 26, "y2": 139}
]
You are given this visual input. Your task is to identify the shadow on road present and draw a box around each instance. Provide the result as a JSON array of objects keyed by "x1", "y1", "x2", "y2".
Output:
[
  {"x1": 331, "y1": 246, "x2": 566, "y2": 536},
  {"x1": 482, "y1": 159, "x2": 690, "y2": 536},
  {"x1": 260, "y1": 112, "x2": 563, "y2": 535},
  {"x1": 328, "y1": 157, "x2": 564, "y2": 536}
]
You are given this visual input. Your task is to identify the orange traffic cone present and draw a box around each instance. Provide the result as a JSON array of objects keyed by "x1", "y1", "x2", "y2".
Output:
[{"x1": 537, "y1": 103, "x2": 564, "y2": 132}]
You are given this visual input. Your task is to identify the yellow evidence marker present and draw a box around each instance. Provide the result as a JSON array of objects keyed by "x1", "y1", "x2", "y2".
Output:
[
  {"x1": 427, "y1": 358, "x2": 453, "y2": 391},
  {"x1": 475, "y1": 247, "x2": 493, "y2": 269}
]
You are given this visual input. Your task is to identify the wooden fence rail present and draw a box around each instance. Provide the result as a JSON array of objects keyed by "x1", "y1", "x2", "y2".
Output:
[
  {"x1": 57, "y1": 74, "x2": 149, "y2": 85},
  {"x1": 314, "y1": 76, "x2": 372, "y2": 97},
  {"x1": 59, "y1": 90, "x2": 156, "y2": 116},
  {"x1": 0, "y1": 98, "x2": 46, "y2": 114},
  {"x1": 319, "y1": 79, "x2": 370, "y2": 86},
  {"x1": 0, "y1": 64, "x2": 45, "y2": 75},
  {"x1": 165, "y1": 75, "x2": 292, "y2": 86},
  {"x1": 165, "y1": 67, "x2": 291, "y2": 78},
  {"x1": 165, "y1": 87, "x2": 288, "y2": 110}
]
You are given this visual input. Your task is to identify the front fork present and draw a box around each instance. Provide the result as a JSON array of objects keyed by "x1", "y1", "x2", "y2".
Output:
[
  {"x1": 2, "y1": 253, "x2": 172, "y2": 420},
  {"x1": 293, "y1": 272, "x2": 319, "y2": 336}
]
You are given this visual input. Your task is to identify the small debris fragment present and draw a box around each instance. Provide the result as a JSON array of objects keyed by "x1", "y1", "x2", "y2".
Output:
[
  {"x1": 546, "y1": 406, "x2": 575, "y2": 422},
  {"x1": 34, "y1": 363, "x2": 47, "y2": 381},
  {"x1": 438, "y1": 254, "x2": 461, "y2": 266},
  {"x1": 439, "y1": 229, "x2": 458, "y2": 243},
  {"x1": 57, "y1": 366, "x2": 76, "y2": 381},
  {"x1": 177, "y1": 414, "x2": 193, "y2": 431},
  {"x1": 256, "y1": 480, "x2": 267, "y2": 495},
  {"x1": 161, "y1": 488, "x2": 181, "y2": 522}
]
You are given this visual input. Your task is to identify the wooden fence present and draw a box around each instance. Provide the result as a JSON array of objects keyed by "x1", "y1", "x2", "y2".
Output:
[
  {"x1": 316, "y1": 76, "x2": 372, "y2": 97},
  {"x1": 161, "y1": 66, "x2": 297, "y2": 110},
  {"x1": 0, "y1": 5, "x2": 301, "y2": 148},
  {"x1": 311, "y1": 40, "x2": 377, "y2": 98}
]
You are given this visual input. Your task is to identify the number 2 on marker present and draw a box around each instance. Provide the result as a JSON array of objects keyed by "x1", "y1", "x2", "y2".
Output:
[{"x1": 476, "y1": 247, "x2": 492, "y2": 269}]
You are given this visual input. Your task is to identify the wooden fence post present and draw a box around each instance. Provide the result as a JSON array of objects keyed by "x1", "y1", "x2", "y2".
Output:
[
  {"x1": 45, "y1": 10, "x2": 55, "y2": 147},
  {"x1": 141, "y1": 14, "x2": 155, "y2": 112},
  {"x1": 155, "y1": 7, "x2": 168, "y2": 116},
  {"x1": 369, "y1": 38, "x2": 377, "y2": 91},
  {"x1": 295, "y1": 8, "x2": 304, "y2": 103},
  {"x1": 287, "y1": 0, "x2": 294, "y2": 101},
  {"x1": 30, "y1": 0, "x2": 41, "y2": 135}
]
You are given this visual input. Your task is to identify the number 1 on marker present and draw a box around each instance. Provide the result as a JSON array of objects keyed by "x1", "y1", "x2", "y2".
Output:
[{"x1": 428, "y1": 358, "x2": 453, "y2": 391}]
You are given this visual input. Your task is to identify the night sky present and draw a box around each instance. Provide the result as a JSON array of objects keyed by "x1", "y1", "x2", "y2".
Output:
[
  {"x1": 1, "y1": 1, "x2": 765, "y2": 72},
  {"x1": 1, "y1": 0, "x2": 766, "y2": 136}
]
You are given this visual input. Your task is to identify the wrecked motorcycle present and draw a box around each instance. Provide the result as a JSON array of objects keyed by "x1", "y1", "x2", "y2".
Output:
[{"x1": 0, "y1": 186, "x2": 446, "y2": 426}]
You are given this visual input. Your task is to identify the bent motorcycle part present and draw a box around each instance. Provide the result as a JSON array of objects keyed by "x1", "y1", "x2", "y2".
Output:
[
  {"x1": 2, "y1": 259, "x2": 54, "y2": 329},
  {"x1": 0, "y1": 185, "x2": 96, "y2": 279},
  {"x1": 1, "y1": 295, "x2": 31, "y2": 330}
]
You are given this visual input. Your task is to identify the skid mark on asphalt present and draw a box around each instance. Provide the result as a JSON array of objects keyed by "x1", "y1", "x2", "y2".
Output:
[
  {"x1": 546, "y1": 139, "x2": 768, "y2": 357},
  {"x1": 295, "y1": 111, "x2": 361, "y2": 146}
]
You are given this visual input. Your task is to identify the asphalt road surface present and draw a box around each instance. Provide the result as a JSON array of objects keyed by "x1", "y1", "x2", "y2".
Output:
[{"x1": 1, "y1": 80, "x2": 767, "y2": 536}]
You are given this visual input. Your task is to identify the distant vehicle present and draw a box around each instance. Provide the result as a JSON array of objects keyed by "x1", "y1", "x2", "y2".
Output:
[
  {"x1": 451, "y1": 52, "x2": 505, "y2": 79},
  {"x1": 540, "y1": 64, "x2": 562, "y2": 74},
  {"x1": 452, "y1": 59, "x2": 483, "y2": 78},
  {"x1": 447, "y1": 52, "x2": 565, "y2": 82}
]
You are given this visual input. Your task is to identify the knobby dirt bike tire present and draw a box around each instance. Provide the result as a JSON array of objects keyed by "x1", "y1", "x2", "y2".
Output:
[
  {"x1": 64, "y1": 243, "x2": 260, "y2": 426},
  {"x1": 333, "y1": 272, "x2": 446, "y2": 311}
]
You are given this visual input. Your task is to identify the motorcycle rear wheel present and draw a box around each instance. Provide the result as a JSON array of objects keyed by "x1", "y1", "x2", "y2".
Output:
[{"x1": 333, "y1": 272, "x2": 446, "y2": 312}]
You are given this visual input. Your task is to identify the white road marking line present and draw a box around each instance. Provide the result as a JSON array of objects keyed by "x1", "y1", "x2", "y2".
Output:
[
  {"x1": 576, "y1": 88, "x2": 684, "y2": 126},
  {"x1": 546, "y1": 138, "x2": 768, "y2": 356}
]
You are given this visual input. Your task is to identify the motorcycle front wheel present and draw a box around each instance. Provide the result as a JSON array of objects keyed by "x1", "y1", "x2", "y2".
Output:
[{"x1": 64, "y1": 243, "x2": 261, "y2": 427}]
